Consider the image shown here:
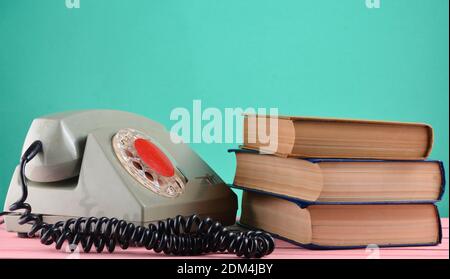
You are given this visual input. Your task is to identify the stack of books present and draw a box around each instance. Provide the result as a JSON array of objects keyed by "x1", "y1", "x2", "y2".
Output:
[{"x1": 230, "y1": 114, "x2": 445, "y2": 249}]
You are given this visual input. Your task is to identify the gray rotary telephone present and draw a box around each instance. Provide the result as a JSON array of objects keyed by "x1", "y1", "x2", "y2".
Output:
[{"x1": 1, "y1": 110, "x2": 274, "y2": 258}]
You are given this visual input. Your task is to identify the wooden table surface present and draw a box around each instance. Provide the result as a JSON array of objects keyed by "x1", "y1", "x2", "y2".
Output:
[{"x1": 0, "y1": 219, "x2": 448, "y2": 259}]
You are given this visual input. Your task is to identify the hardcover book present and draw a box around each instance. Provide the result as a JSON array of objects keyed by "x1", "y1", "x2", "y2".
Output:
[
  {"x1": 242, "y1": 114, "x2": 433, "y2": 160},
  {"x1": 231, "y1": 149, "x2": 445, "y2": 205},
  {"x1": 239, "y1": 190, "x2": 442, "y2": 249}
]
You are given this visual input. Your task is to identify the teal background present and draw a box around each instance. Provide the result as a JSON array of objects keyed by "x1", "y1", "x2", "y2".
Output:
[{"x1": 0, "y1": 0, "x2": 448, "y2": 216}]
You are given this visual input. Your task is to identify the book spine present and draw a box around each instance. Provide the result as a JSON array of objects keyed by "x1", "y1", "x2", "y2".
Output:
[
  {"x1": 437, "y1": 161, "x2": 447, "y2": 201},
  {"x1": 434, "y1": 204, "x2": 443, "y2": 244}
]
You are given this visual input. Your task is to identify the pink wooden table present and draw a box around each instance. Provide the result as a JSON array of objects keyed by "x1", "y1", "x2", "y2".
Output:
[{"x1": 0, "y1": 219, "x2": 448, "y2": 259}]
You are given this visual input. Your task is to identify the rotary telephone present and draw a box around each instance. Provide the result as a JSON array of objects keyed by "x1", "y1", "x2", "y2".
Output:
[{"x1": 1, "y1": 110, "x2": 273, "y2": 258}]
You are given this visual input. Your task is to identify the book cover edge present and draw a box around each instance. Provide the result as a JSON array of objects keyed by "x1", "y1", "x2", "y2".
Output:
[{"x1": 230, "y1": 184, "x2": 443, "y2": 208}]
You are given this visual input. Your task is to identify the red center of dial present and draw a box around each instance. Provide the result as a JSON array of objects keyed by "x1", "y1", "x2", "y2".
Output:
[{"x1": 133, "y1": 138, "x2": 175, "y2": 177}]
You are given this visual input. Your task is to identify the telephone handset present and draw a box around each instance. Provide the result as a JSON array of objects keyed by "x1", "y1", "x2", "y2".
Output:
[{"x1": 1, "y1": 110, "x2": 274, "y2": 258}]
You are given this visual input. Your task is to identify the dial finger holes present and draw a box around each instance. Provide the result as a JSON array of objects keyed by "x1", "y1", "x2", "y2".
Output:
[
  {"x1": 144, "y1": 171, "x2": 154, "y2": 181},
  {"x1": 125, "y1": 150, "x2": 134, "y2": 158},
  {"x1": 113, "y1": 128, "x2": 185, "y2": 198},
  {"x1": 132, "y1": 161, "x2": 143, "y2": 170}
]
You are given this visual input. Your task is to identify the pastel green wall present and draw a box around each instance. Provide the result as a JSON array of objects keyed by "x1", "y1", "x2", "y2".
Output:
[{"x1": 0, "y1": 0, "x2": 448, "y2": 217}]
